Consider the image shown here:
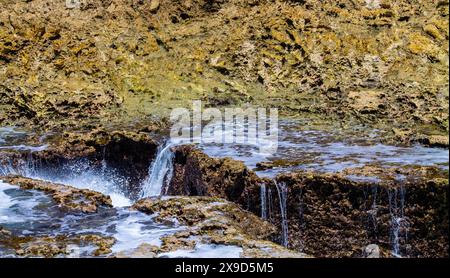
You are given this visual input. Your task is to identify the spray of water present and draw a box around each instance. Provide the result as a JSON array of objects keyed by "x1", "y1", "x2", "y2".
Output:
[{"x1": 0, "y1": 155, "x2": 133, "y2": 207}]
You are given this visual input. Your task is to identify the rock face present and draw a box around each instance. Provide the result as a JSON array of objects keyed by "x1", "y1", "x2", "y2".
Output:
[
  {"x1": 364, "y1": 244, "x2": 381, "y2": 258},
  {"x1": 0, "y1": 0, "x2": 448, "y2": 258},
  {"x1": 0, "y1": 228, "x2": 116, "y2": 258},
  {"x1": 168, "y1": 145, "x2": 261, "y2": 206},
  {"x1": 0, "y1": 0, "x2": 448, "y2": 142},
  {"x1": 166, "y1": 146, "x2": 449, "y2": 258},
  {"x1": 132, "y1": 196, "x2": 310, "y2": 258},
  {"x1": 1, "y1": 176, "x2": 113, "y2": 213},
  {"x1": 272, "y1": 170, "x2": 448, "y2": 258}
]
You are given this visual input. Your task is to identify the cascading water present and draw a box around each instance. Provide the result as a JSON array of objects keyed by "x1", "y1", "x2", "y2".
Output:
[
  {"x1": 388, "y1": 185, "x2": 408, "y2": 257},
  {"x1": 139, "y1": 141, "x2": 175, "y2": 198},
  {"x1": 267, "y1": 187, "x2": 273, "y2": 221},
  {"x1": 369, "y1": 186, "x2": 379, "y2": 238},
  {"x1": 260, "y1": 183, "x2": 267, "y2": 220},
  {"x1": 274, "y1": 181, "x2": 289, "y2": 247}
]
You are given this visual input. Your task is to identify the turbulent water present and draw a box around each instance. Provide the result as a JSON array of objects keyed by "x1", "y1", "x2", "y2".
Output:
[
  {"x1": 0, "y1": 157, "x2": 133, "y2": 207},
  {"x1": 0, "y1": 181, "x2": 182, "y2": 257},
  {"x1": 198, "y1": 121, "x2": 449, "y2": 178},
  {"x1": 0, "y1": 127, "x2": 241, "y2": 257},
  {"x1": 1, "y1": 124, "x2": 449, "y2": 257}
]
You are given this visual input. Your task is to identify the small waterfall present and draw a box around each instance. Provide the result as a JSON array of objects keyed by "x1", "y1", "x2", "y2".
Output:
[
  {"x1": 274, "y1": 181, "x2": 289, "y2": 247},
  {"x1": 267, "y1": 187, "x2": 274, "y2": 221},
  {"x1": 139, "y1": 141, "x2": 175, "y2": 198},
  {"x1": 388, "y1": 185, "x2": 408, "y2": 257},
  {"x1": 260, "y1": 183, "x2": 267, "y2": 220},
  {"x1": 368, "y1": 185, "x2": 378, "y2": 239}
]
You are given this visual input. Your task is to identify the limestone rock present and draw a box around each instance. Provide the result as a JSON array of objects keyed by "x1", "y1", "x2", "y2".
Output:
[
  {"x1": 132, "y1": 196, "x2": 310, "y2": 258},
  {"x1": 364, "y1": 244, "x2": 380, "y2": 258},
  {"x1": 0, "y1": 176, "x2": 113, "y2": 213}
]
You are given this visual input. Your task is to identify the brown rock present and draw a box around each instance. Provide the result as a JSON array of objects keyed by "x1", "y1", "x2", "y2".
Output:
[{"x1": 1, "y1": 176, "x2": 112, "y2": 213}]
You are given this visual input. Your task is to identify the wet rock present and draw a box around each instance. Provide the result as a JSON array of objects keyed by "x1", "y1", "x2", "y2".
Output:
[
  {"x1": 133, "y1": 196, "x2": 275, "y2": 240},
  {"x1": 132, "y1": 196, "x2": 310, "y2": 258},
  {"x1": 0, "y1": 176, "x2": 112, "y2": 213},
  {"x1": 169, "y1": 145, "x2": 261, "y2": 208},
  {"x1": 113, "y1": 243, "x2": 158, "y2": 258},
  {"x1": 272, "y1": 168, "x2": 449, "y2": 258},
  {"x1": 0, "y1": 232, "x2": 116, "y2": 258},
  {"x1": 0, "y1": 0, "x2": 448, "y2": 141},
  {"x1": 166, "y1": 146, "x2": 449, "y2": 257},
  {"x1": 417, "y1": 135, "x2": 449, "y2": 148},
  {"x1": 364, "y1": 244, "x2": 380, "y2": 258},
  {"x1": 0, "y1": 227, "x2": 12, "y2": 239}
]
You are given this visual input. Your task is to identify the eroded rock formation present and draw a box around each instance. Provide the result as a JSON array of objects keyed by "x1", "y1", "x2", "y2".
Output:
[
  {"x1": 132, "y1": 196, "x2": 310, "y2": 258},
  {"x1": 1, "y1": 175, "x2": 113, "y2": 213},
  {"x1": 167, "y1": 145, "x2": 449, "y2": 257}
]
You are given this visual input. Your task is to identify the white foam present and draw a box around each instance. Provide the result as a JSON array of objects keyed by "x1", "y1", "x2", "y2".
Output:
[
  {"x1": 158, "y1": 243, "x2": 243, "y2": 258},
  {"x1": 111, "y1": 211, "x2": 181, "y2": 253},
  {"x1": 11, "y1": 159, "x2": 134, "y2": 208},
  {"x1": 0, "y1": 182, "x2": 16, "y2": 222},
  {"x1": 109, "y1": 193, "x2": 132, "y2": 207}
]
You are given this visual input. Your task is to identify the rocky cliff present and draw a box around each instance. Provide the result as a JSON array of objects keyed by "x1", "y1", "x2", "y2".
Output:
[{"x1": 1, "y1": 0, "x2": 448, "y2": 144}]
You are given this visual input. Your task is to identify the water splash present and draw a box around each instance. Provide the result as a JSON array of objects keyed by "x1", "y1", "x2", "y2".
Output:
[
  {"x1": 139, "y1": 141, "x2": 175, "y2": 198},
  {"x1": 0, "y1": 182, "x2": 182, "y2": 257},
  {"x1": 274, "y1": 181, "x2": 289, "y2": 247},
  {"x1": 388, "y1": 185, "x2": 409, "y2": 257},
  {"x1": 260, "y1": 183, "x2": 267, "y2": 220},
  {"x1": 0, "y1": 156, "x2": 132, "y2": 207}
]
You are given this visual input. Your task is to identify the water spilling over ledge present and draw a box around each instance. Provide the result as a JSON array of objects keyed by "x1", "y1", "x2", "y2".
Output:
[{"x1": 0, "y1": 124, "x2": 448, "y2": 257}]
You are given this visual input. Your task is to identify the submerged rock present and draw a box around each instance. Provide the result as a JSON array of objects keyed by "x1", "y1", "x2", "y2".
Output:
[
  {"x1": 0, "y1": 231, "x2": 116, "y2": 258},
  {"x1": 0, "y1": 176, "x2": 113, "y2": 213}
]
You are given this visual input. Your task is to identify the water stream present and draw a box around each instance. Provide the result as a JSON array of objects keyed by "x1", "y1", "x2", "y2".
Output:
[
  {"x1": 139, "y1": 141, "x2": 175, "y2": 198},
  {"x1": 388, "y1": 185, "x2": 408, "y2": 257},
  {"x1": 198, "y1": 121, "x2": 449, "y2": 178},
  {"x1": 260, "y1": 183, "x2": 267, "y2": 220},
  {"x1": 274, "y1": 181, "x2": 289, "y2": 247}
]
